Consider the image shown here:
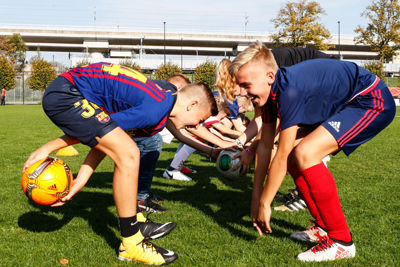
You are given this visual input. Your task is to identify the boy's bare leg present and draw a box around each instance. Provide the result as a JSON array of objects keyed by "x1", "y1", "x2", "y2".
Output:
[{"x1": 94, "y1": 127, "x2": 139, "y2": 217}]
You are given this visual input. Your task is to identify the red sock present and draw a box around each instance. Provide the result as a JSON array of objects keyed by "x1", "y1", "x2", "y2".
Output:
[
  {"x1": 288, "y1": 165, "x2": 326, "y2": 229},
  {"x1": 300, "y1": 162, "x2": 352, "y2": 242}
]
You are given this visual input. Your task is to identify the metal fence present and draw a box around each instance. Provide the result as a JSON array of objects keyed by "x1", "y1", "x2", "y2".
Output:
[
  {"x1": 3, "y1": 71, "x2": 196, "y2": 105},
  {"x1": 3, "y1": 73, "x2": 46, "y2": 104},
  {"x1": 3, "y1": 71, "x2": 399, "y2": 105}
]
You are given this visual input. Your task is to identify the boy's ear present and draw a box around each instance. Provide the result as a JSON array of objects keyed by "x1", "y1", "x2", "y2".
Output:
[
  {"x1": 187, "y1": 100, "x2": 199, "y2": 111},
  {"x1": 266, "y1": 71, "x2": 275, "y2": 85}
]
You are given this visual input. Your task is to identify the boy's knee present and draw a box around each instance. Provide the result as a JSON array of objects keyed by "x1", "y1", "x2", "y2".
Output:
[
  {"x1": 292, "y1": 145, "x2": 311, "y2": 169},
  {"x1": 116, "y1": 145, "x2": 140, "y2": 169}
]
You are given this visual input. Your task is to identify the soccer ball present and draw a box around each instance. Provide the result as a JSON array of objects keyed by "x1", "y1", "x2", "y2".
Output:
[
  {"x1": 21, "y1": 157, "x2": 73, "y2": 205},
  {"x1": 216, "y1": 150, "x2": 242, "y2": 179}
]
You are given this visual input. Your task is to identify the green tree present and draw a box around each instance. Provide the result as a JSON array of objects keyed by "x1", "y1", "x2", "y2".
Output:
[
  {"x1": 0, "y1": 33, "x2": 27, "y2": 72},
  {"x1": 154, "y1": 62, "x2": 181, "y2": 80},
  {"x1": 194, "y1": 61, "x2": 217, "y2": 89},
  {"x1": 119, "y1": 59, "x2": 141, "y2": 72},
  {"x1": 271, "y1": 0, "x2": 332, "y2": 50},
  {"x1": 354, "y1": 0, "x2": 400, "y2": 63},
  {"x1": 362, "y1": 60, "x2": 384, "y2": 79},
  {"x1": 0, "y1": 56, "x2": 16, "y2": 91},
  {"x1": 28, "y1": 55, "x2": 57, "y2": 91}
]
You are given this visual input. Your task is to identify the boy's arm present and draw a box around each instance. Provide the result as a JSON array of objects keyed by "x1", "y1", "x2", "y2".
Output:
[
  {"x1": 166, "y1": 120, "x2": 220, "y2": 159},
  {"x1": 231, "y1": 117, "x2": 247, "y2": 133},
  {"x1": 255, "y1": 125, "x2": 298, "y2": 235},
  {"x1": 51, "y1": 148, "x2": 106, "y2": 206},
  {"x1": 233, "y1": 107, "x2": 263, "y2": 174},
  {"x1": 236, "y1": 106, "x2": 263, "y2": 146},
  {"x1": 250, "y1": 122, "x2": 275, "y2": 235},
  {"x1": 211, "y1": 121, "x2": 242, "y2": 139},
  {"x1": 186, "y1": 124, "x2": 236, "y2": 149},
  {"x1": 23, "y1": 135, "x2": 80, "y2": 171},
  {"x1": 233, "y1": 130, "x2": 261, "y2": 175}
]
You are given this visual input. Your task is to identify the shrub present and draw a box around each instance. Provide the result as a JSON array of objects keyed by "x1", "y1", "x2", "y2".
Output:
[
  {"x1": 362, "y1": 61, "x2": 384, "y2": 79},
  {"x1": 74, "y1": 59, "x2": 91, "y2": 68},
  {"x1": 155, "y1": 62, "x2": 181, "y2": 80},
  {"x1": 119, "y1": 59, "x2": 141, "y2": 72},
  {"x1": 194, "y1": 61, "x2": 217, "y2": 89}
]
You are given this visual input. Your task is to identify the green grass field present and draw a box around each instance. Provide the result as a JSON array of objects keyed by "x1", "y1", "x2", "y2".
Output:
[{"x1": 0, "y1": 105, "x2": 399, "y2": 267}]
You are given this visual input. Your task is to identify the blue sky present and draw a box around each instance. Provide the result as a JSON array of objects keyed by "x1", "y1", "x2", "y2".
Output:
[{"x1": 0, "y1": 0, "x2": 369, "y2": 37}]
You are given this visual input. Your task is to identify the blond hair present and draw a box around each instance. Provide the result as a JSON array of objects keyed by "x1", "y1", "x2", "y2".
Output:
[
  {"x1": 229, "y1": 41, "x2": 278, "y2": 79},
  {"x1": 215, "y1": 58, "x2": 237, "y2": 102}
]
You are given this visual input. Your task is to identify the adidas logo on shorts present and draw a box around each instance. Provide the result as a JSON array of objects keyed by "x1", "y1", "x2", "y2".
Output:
[{"x1": 328, "y1": 121, "x2": 341, "y2": 132}]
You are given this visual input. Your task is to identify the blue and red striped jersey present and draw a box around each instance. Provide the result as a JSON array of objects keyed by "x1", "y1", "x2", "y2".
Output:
[
  {"x1": 60, "y1": 62, "x2": 176, "y2": 136},
  {"x1": 263, "y1": 58, "x2": 377, "y2": 130}
]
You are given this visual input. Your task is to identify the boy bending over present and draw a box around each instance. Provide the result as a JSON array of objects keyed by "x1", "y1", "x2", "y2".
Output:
[{"x1": 23, "y1": 62, "x2": 217, "y2": 265}]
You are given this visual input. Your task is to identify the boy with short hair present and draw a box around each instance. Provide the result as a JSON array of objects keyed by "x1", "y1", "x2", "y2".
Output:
[
  {"x1": 229, "y1": 42, "x2": 395, "y2": 262},
  {"x1": 23, "y1": 62, "x2": 217, "y2": 265}
]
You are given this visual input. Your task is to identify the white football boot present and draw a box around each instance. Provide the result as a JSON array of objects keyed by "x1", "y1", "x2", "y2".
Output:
[
  {"x1": 297, "y1": 236, "x2": 355, "y2": 262},
  {"x1": 163, "y1": 168, "x2": 192, "y2": 181},
  {"x1": 290, "y1": 224, "x2": 328, "y2": 242}
]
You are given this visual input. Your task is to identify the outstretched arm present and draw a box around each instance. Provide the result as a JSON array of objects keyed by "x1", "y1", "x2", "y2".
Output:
[
  {"x1": 186, "y1": 124, "x2": 236, "y2": 149},
  {"x1": 166, "y1": 120, "x2": 220, "y2": 159},
  {"x1": 236, "y1": 106, "x2": 263, "y2": 146},
  {"x1": 23, "y1": 135, "x2": 80, "y2": 171},
  {"x1": 51, "y1": 148, "x2": 106, "y2": 206},
  {"x1": 255, "y1": 125, "x2": 298, "y2": 234}
]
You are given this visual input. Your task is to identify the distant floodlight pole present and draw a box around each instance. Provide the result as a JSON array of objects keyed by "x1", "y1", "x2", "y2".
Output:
[
  {"x1": 337, "y1": 21, "x2": 341, "y2": 59},
  {"x1": 163, "y1": 22, "x2": 166, "y2": 65},
  {"x1": 244, "y1": 15, "x2": 249, "y2": 38}
]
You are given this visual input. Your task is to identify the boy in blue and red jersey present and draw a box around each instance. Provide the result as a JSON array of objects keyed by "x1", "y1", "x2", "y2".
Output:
[
  {"x1": 229, "y1": 42, "x2": 395, "y2": 262},
  {"x1": 23, "y1": 62, "x2": 217, "y2": 265}
]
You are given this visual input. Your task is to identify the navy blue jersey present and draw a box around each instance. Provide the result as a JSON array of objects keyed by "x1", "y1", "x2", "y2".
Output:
[
  {"x1": 60, "y1": 62, "x2": 176, "y2": 136},
  {"x1": 263, "y1": 58, "x2": 377, "y2": 130},
  {"x1": 212, "y1": 91, "x2": 240, "y2": 119}
]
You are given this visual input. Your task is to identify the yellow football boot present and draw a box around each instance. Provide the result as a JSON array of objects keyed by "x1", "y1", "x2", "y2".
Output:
[{"x1": 118, "y1": 231, "x2": 178, "y2": 265}]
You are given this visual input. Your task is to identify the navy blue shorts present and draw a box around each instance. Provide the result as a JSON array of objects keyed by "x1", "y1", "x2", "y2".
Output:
[
  {"x1": 322, "y1": 78, "x2": 396, "y2": 155},
  {"x1": 42, "y1": 76, "x2": 119, "y2": 147}
]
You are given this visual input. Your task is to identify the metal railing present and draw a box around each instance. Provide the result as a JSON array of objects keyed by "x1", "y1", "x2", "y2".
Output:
[{"x1": 2, "y1": 71, "x2": 399, "y2": 105}]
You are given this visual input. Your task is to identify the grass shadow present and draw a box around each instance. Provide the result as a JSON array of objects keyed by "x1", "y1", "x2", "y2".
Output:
[{"x1": 18, "y1": 190, "x2": 120, "y2": 252}]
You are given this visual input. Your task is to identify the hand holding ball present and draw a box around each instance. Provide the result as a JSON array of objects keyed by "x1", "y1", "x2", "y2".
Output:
[
  {"x1": 216, "y1": 150, "x2": 243, "y2": 179},
  {"x1": 21, "y1": 157, "x2": 73, "y2": 205}
]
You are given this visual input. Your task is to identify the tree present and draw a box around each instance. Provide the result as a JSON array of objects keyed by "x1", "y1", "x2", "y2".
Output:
[
  {"x1": 154, "y1": 62, "x2": 181, "y2": 80},
  {"x1": 0, "y1": 33, "x2": 27, "y2": 72},
  {"x1": 0, "y1": 56, "x2": 16, "y2": 91},
  {"x1": 354, "y1": 0, "x2": 400, "y2": 63},
  {"x1": 194, "y1": 61, "x2": 217, "y2": 89},
  {"x1": 28, "y1": 55, "x2": 57, "y2": 91},
  {"x1": 271, "y1": 0, "x2": 332, "y2": 50}
]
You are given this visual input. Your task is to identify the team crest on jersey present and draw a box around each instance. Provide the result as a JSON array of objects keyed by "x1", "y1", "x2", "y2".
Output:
[{"x1": 96, "y1": 112, "x2": 110, "y2": 124}]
